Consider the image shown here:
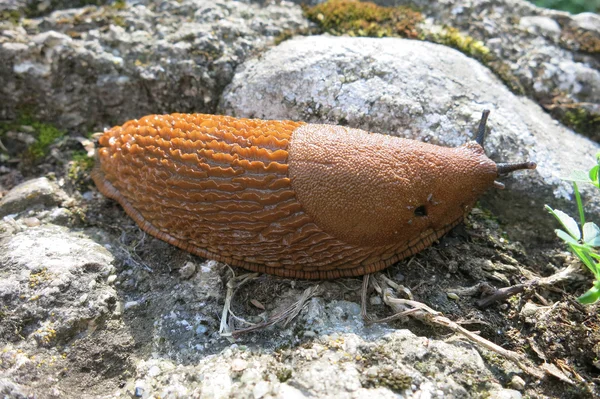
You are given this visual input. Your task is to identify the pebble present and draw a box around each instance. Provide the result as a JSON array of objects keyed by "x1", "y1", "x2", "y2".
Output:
[
  {"x1": 510, "y1": 375, "x2": 526, "y2": 390},
  {"x1": 179, "y1": 261, "x2": 196, "y2": 279}
]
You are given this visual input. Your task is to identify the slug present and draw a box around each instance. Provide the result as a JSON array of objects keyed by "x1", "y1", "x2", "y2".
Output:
[{"x1": 92, "y1": 111, "x2": 535, "y2": 279}]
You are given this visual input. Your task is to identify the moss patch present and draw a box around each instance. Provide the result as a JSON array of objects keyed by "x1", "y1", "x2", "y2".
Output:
[
  {"x1": 561, "y1": 27, "x2": 600, "y2": 54},
  {"x1": 304, "y1": 1, "x2": 525, "y2": 96},
  {"x1": 304, "y1": 0, "x2": 422, "y2": 39},
  {"x1": 67, "y1": 150, "x2": 95, "y2": 190},
  {"x1": 428, "y1": 26, "x2": 490, "y2": 59},
  {"x1": 544, "y1": 97, "x2": 600, "y2": 142},
  {"x1": 362, "y1": 365, "x2": 412, "y2": 391},
  {"x1": 0, "y1": 9, "x2": 22, "y2": 24},
  {"x1": 0, "y1": 114, "x2": 66, "y2": 161},
  {"x1": 563, "y1": 108, "x2": 600, "y2": 139},
  {"x1": 27, "y1": 122, "x2": 65, "y2": 160}
]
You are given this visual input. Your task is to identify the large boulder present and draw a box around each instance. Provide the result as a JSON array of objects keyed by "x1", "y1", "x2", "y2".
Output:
[{"x1": 221, "y1": 35, "x2": 600, "y2": 243}]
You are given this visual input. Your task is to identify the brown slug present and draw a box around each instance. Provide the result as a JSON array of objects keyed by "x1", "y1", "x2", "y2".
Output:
[{"x1": 92, "y1": 110, "x2": 536, "y2": 279}]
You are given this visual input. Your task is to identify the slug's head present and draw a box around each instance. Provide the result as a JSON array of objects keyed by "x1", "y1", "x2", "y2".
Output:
[
  {"x1": 288, "y1": 110, "x2": 536, "y2": 248},
  {"x1": 377, "y1": 109, "x2": 537, "y2": 247},
  {"x1": 474, "y1": 109, "x2": 537, "y2": 190}
]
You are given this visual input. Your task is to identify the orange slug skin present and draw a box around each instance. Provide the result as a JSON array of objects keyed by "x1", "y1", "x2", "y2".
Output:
[{"x1": 92, "y1": 113, "x2": 498, "y2": 279}]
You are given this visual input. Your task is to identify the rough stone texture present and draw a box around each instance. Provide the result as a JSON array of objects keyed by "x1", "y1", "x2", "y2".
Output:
[
  {"x1": 348, "y1": 0, "x2": 600, "y2": 110},
  {"x1": 0, "y1": 225, "x2": 117, "y2": 344},
  {"x1": 0, "y1": 207, "x2": 526, "y2": 398},
  {"x1": 0, "y1": 0, "x2": 309, "y2": 130},
  {"x1": 417, "y1": 0, "x2": 600, "y2": 100},
  {"x1": 2, "y1": 0, "x2": 600, "y2": 398},
  {"x1": 0, "y1": 0, "x2": 110, "y2": 18},
  {"x1": 0, "y1": 176, "x2": 68, "y2": 217},
  {"x1": 220, "y1": 35, "x2": 600, "y2": 242},
  {"x1": 114, "y1": 330, "x2": 520, "y2": 399},
  {"x1": 293, "y1": 0, "x2": 600, "y2": 140},
  {"x1": 0, "y1": 224, "x2": 122, "y2": 396}
]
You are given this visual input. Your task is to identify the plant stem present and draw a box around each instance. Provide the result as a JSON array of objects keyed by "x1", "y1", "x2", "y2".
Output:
[{"x1": 573, "y1": 182, "x2": 585, "y2": 227}]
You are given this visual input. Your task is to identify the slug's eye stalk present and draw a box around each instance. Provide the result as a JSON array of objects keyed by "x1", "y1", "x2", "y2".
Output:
[
  {"x1": 474, "y1": 109, "x2": 537, "y2": 189},
  {"x1": 475, "y1": 109, "x2": 490, "y2": 147},
  {"x1": 496, "y1": 161, "x2": 537, "y2": 175}
]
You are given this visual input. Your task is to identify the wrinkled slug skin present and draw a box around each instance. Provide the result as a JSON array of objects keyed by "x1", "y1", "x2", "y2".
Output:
[{"x1": 92, "y1": 113, "x2": 498, "y2": 279}]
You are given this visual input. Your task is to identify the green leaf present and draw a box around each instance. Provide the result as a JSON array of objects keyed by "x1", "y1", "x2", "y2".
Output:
[
  {"x1": 556, "y1": 229, "x2": 578, "y2": 245},
  {"x1": 577, "y1": 285, "x2": 600, "y2": 304},
  {"x1": 547, "y1": 208, "x2": 581, "y2": 240},
  {"x1": 571, "y1": 244, "x2": 599, "y2": 276},
  {"x1": 583, "y1": 222, "x2": 600, "y2": 247},
  {"x1": 589, "y1": 252, "x2": 600, "y2": 261},
  {"x1": 590, "y1": 165, "x2": 599, "y2": 188},
  {"x1": 564, "y1": 169, "x2": 592, "y2": 183}
]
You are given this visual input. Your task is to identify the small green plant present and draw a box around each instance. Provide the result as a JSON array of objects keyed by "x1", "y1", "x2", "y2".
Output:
[{"x1": 546, "y1": 152, "x2": 600, "y2": 304}]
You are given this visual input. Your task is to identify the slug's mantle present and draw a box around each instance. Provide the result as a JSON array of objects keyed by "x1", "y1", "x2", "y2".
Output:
[{"x1": 92, "y1": 112, "x2": 532, "y2": 279}]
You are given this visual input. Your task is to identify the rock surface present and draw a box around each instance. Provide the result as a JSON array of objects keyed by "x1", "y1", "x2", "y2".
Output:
[
  {"x1": 0, "y1": 0, "x2": 309, "y2": 130},
  {"x1": 0, "y1": 176, "x2": 68, "y2": 217},
  {"x1": 0, "y1": 214, "x2": 526, "y2": 397},
  {"x1": 1, "y1": 0, "x2": 600, "y2": 398},
  {"x1": 415, "y1": 0, "x2": 600, "y2": 105}
]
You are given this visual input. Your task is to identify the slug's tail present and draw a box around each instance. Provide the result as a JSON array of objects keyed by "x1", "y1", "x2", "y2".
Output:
[{"x1": 474, "y1": 109, "x2": 537, "y2": 189}]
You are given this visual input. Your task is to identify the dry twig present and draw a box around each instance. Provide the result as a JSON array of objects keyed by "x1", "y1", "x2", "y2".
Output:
[{"x1": 360, "y1": 274, "x2": 564, "y2": 381}]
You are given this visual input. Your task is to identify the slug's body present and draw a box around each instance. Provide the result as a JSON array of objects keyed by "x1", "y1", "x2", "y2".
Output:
[{"x1": 92, "y1": 113, "x2": 532, "y2": 279}]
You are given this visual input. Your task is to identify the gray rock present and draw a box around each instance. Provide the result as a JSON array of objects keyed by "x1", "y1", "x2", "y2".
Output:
[
  {"x1": 1, "y1": 1, "x2": 598, "y2": 398},
  {"x1": 0, "y1": 224, "x2": 122, "y2": 395},
  {"x1": 112, "y1": 330, "x2": 512, "y2": 399},
  {"x1": 488, "y1": 389, "x2": 522, "y2": 399},
  {"x1": 511, "y1": 375, "x2": 526, "y2": 390},
  {"x1": 416, "y1": 0, "x2": 600, "y2": 110},
  {"x1": 519, "y1": 16, "x2": 561, "y2": 38},
  {"x1": 0, "y1": 177, "x2": 67, "y2": 217},
  {"x1": 0, "y1": 378, "x2": 30, "y2": 399},
  {"x1": 0, "y1": 224, "x2": 116, "y2": 342},
  {"x1": 572, "y1": 12, "x2": 600, "y2": 33},
  {"x1": 220, "y1": 35, "x2": 600, "y2": 241},
  {"x1": 0, "y1": 0, "x2": 309, "y2": 130}
]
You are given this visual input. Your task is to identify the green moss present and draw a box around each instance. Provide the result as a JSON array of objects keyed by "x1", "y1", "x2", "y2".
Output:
[
  {"x1": 275, "y1": 366, "x2": 293, "y2": 382},
  {"x1": 110, "y1": 14, "x2": 125, "y2": 27},
  {"x1": 0, "y1": 9, "x2": 22, "y2": 24},
  {"x1": 544, "y1": 97, "x2": 600, "y2": 141},
  {"x1": 0, "y1": 114, "x2": 66, "y2": 161},
  {"x1": 274, "y1": 29, "x2": 295, "y2": 46},
  {"x1": 111, "y1": 0, "x2": 126, "y2": 10},
  {"x1": 27, "y1": 122, "x2": 65, "y2": 160},
  {"x1": 429, "y1": 26, "x2": 490, "y2": 58},
  {"x1": 305, "y1": 2, "x2": 524, "y2": 97},
  {"x1": 71, "y1": 151, "x2": 95, "y2": 171},
  {"x1": 563, "y1": 108, "x2": 600, "y2": 141},
  {"x1": 304, "y1": 0, "x2": 422, "y2": 39},
  {"x1": 362, "y1": 365, "x2": 412, "y2": 391}
]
